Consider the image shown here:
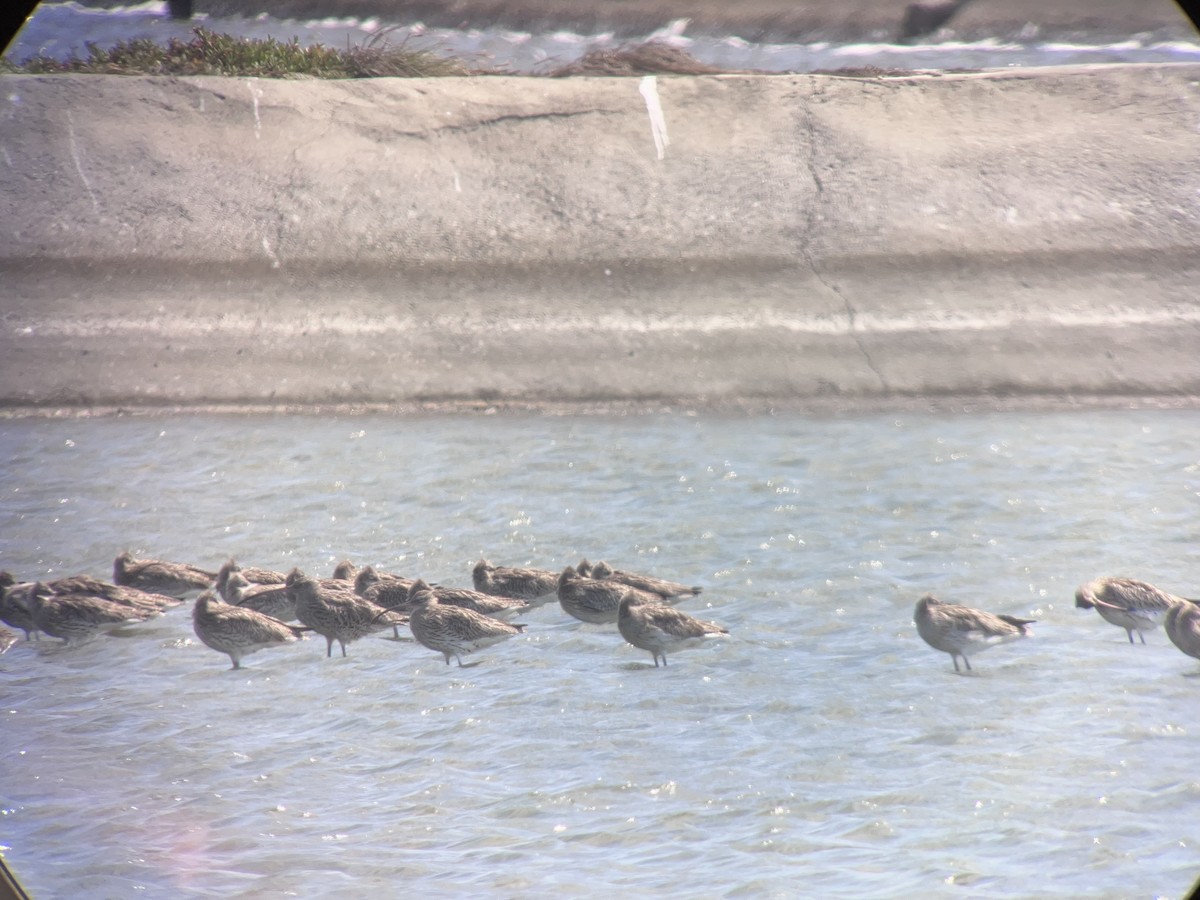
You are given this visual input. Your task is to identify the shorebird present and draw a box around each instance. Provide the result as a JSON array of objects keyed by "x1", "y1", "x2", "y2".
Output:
[
  {"x1": 587, "y1": 560, "x2": 702, "y2": 601},
  {"x1": 0, "y1": 572, "x2": 40, "y2": 640},
  {"x1": 38, "y1": 574, "x2": 128, "y2": 601},
  {"x1": 914, "y1": 594, "x2": 1034, "y2": 672},
  {"x1": 192, "y1": 590, "x2": 307, "y2": 670},
  {"x1": 287, "y1": 569, "x2": 405, "y2": 658},
  {"x1": 557, "y1": 565, "x2": 665, "y2": 625},
  {"x1": 56, "y1": 576, "x2": 181, "y2": 613},
  {"x1": 224, "y1": 571, "x2": 295, "y2": 622},
  {"x1": 407, "y1": 579, "x2": 531, "y2": 620},
  {"x1": 1163, "y1": 600, "x2": 1200, "y2": 664},
  {"x1": 351, "y1": 567, "x2": 423, "y2": 638},
  {"x1": 331, "y1": 559, "x2": 358, "y2": 582},
  {"x1": 1074, "y1": 577, "x2": 1188, "y2": 644},
  {"x1": 407, "y1": 586, "x2": 525, "y2": 667},
  {"x1": 355, "y1": 566, "x2": 418, "y2": 604},
  {"x1": 114, "y1": 551, "x2": 215, "y2": 598},
  {"x1": 5, "y1": 571, "x2": 178, "y2": 613},
  {"x1": 23, "y1": 584, "x2": 165, "y2": 645},
  {"x1": 1, "y1": 571, "x2": 176, "y2": 639},
  {"x1": 617, "y1": 594, "x2": 729, "y2": 667},
  {"x1": 472, "y1": 559, "x2": 558, "y2": 604},
  {"x1": 215, "y1": 559, "x2": 286, "y2": 599}
]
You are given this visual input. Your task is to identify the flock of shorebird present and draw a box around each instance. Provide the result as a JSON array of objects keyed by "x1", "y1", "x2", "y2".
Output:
[
  {"x1": 0, "y1": 553, "x2": 727, "y2": 669},
  {"x1": 913, "y1": 577, "x2": 1200, "y2": 673},
  {"x1": 3, "y1": 553, "x2": 1199, "y2": 674}
]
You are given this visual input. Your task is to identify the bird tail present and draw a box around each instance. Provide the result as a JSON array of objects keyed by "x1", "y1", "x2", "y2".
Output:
[{"x1": 998, "y1": 614, "x2": 1035, "y2": 635}]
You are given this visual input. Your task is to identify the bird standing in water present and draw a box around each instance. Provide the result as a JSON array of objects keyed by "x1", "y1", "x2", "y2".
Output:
[
  {"x1": 407, "y1": 587, "x2": 525, "y2": 667},
  {"x1": 914, "y1": 594, "x2": 1034, "y2": 673},
  {"x1": 617, "y1": 594, "x2": 728, "y2": 667},
  {"x1": 1074, "y1": 577, "x2": 1187, "y2": 644},
  {"x1": 192, "y1": 590, "x2": 307, "y2": 670}
]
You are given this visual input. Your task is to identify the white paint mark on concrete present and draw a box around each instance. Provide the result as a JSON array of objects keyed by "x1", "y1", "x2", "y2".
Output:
[
  {"x1": 65, "y1": 110, "x2": 100, "y2": 216},
  {"x1": 247, "y1": 79, "x2": 263, "y2": 140},
  {"x1": 639, "y1": 75, "x2": 669, "y2": 160},
  {"x1": 261, "y1": 236, "x2": 281, "y2": 268}
]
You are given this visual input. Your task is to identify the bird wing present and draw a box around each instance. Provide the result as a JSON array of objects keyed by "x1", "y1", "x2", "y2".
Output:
[
  {"x1": 637, "y1": 604, "x2": 724, "y2": 638},
  {"x1": 1104, "y1": 579, "x2": 1176, "y2": 612}
]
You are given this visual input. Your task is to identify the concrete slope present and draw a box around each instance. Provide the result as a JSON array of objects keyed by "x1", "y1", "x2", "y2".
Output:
[{"x1": 1, "y1": 67, "x2": 1199, "y2": 410}]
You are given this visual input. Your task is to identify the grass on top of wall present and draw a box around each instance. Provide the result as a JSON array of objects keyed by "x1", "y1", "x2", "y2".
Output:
[
  {"x1": 0, "y1": 27, "x2": 921, "y2": 78},
  {"x1": 1, "y1": 27, "x2": 471, "y2": 78}
]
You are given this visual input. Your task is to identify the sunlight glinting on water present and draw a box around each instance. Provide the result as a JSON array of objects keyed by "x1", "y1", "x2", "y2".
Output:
[{"x1": 1, "y1": 411, "x2": 1198, "y2": 897}]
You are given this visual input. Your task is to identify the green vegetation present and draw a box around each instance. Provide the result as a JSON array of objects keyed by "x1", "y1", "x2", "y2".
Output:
[
  {"x1": 4, "y1": 27, "x2": 471, "y2": 78},
  {"x1": 0, "y1": 28, "x2": 769, "y2": 78},
  {"x1": 0, "y1": 28, "x2": 913, "y2": 78}
]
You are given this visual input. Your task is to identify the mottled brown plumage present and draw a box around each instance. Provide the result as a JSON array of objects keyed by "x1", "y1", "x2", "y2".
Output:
[
  {"x1": 192, "y1": 590, "x2": 306, "y2": 670},
  {"x1": 355, "y1": 566, "x2": 419, "y2": 605},
  {"x1": 408, "y1": 587, "x2": 525, "y2": 666},
  {"x1": 914, "y1": 594, "x2": 1034, "y2": 672},
  {"x1": 587, "y1": 560, "x2": 702, "y2": 601},
  {"x1": 113, "y1": 551, "x2": 215, "y2": 598},
  {"x1": 24, "y1": 585, "x2": 165, "y2": 645},
  {"x1": 1164, "y1": 600, "x2": 1200, "y2": 664},
  {"x1": 472, "y1": 559, "x2": 558, "y2": 604},
  {"x1": 225, "y1": 571, "x2": 295, "y2": 622},
  {"x1": 287, "y1": 569, "x2": 405, "y2": 658},
  {"x1": 350, "y1": 567, "x2": 421, "y2": 638},
  {"x1": 557, "y1": 565, "x2": 666, "y2": 625},
  {"x1": 617, "y1": 594, "x2": 728, "y2": 667},
  {"x1": 6, "y1": 572, "x2": 178, "y2": 613},
  {"x1": 215, "y1": 559, "x2": 286, "y2": 599},
  {"x1": 0, "y1": 572, "x2": 40, "y2": 640},
  {"x1": 2, "y1": 571, "x2": 176, "y2": 640},
  {"x1": 1074, "y1": 577, "x2": 1186, "y2": 644},
  {"x1": 409, "y1": 579, "x2": 531, "y2": 619}
]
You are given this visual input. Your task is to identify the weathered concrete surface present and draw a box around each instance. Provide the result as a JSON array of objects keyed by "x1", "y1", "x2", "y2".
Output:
[{"x1": 2, "y1": 66, "x2": 1199, "y2": 411}]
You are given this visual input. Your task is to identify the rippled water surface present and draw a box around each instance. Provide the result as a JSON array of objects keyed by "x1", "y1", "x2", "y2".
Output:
[
  {"x1": 9, "y1": 2, "x2": 1200, "y2": 72},
  {"x1": 1, "y1": 411, "x2": 1198, "y2": 897}
]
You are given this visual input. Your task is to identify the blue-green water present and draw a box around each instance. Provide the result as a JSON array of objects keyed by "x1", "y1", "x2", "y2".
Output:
[{"x1": 1, "y1": 411, "x2": 1198, "y2": 897}]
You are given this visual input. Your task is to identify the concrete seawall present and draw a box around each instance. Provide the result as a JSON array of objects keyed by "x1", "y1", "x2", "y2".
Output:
[{"x1": 2, "y1": 66, "x2": 1199, "y2": 411}]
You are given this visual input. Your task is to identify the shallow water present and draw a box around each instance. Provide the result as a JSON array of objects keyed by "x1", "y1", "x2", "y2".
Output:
[
  {"x1": 1, "y1": 410, "x2": 1198, "y2": 897},
  {"x1": 8, "y1": 1, "x2": 1200, "y2": 72}
]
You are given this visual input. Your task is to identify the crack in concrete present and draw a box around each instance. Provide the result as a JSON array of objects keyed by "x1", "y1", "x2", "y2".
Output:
[
  {"x1": 797, "y1": 84, "x2": 889, "y2": 393},
  {"x1": 432, "y1": 108, "x2": 623, "y2": 136}
]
